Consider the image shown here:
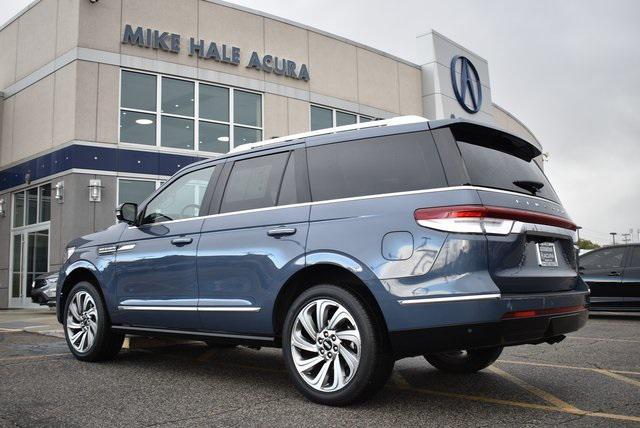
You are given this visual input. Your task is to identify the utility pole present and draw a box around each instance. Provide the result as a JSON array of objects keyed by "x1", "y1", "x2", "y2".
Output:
[
  {"x1": 610, "y1": 232, "x2": 617, "y2": 245},
  {"x1": 622, "y1": 233, "x2": 631, "y2": 244}
]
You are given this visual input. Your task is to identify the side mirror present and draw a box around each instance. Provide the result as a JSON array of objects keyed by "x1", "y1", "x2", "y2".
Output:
[{"x1": 116, "y1": 202, "x2": 138, "y2": 224}]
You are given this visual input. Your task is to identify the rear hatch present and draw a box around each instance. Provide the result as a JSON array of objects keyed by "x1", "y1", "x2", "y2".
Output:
[{"x1": 455, "y1": 128, "x2": 578, "y2": 294}]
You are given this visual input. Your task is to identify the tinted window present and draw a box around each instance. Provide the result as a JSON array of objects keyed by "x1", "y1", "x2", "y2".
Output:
[
  {"x1": 629, "y1": 247, "x2": 640, "y2": 268},
  {"x1": 580, "y1": 247, "x2": 626, "y2": 270},
  {"x1": 121, "y1": 71, "x2": 156, "y2": 111},
  {"x1": 161, "y1": 78, "x2": 194, "y2": 116},
  {"x1": 458, "y1": 141, "x2": 560, "y2": 202},
  {"x1": 307, "y1": 132, "x2": 446, "y2": 201},
  {"x1": 336, "y1": 111, "x2": 356, "y2": 126},
  {"x1": 143, "y1": 166, "x2": 214, "y2": 224},
  {"x1": 234, "y1": 90, "x2": 262, "y2": 127},
  {"x1": 221, "y1": 152, "x2": 289, "y2": 213},
  {"x1": 278, "y1": 153, "x2": 298, "y2": 206}
]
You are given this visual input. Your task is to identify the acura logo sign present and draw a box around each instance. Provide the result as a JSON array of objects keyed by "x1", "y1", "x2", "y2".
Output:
[{"x1": 450, "y1": 55, "x2": 482, "y2": 113}]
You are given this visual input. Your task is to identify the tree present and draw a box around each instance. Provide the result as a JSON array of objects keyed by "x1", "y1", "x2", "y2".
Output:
[{"x1": 577, "y1": 238, "x2": 600, "y2": 250}]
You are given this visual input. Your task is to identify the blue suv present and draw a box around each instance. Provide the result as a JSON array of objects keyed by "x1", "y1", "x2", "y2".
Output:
[{"x1": 57, "y1": 116, "x2": 589, "y2": 405}]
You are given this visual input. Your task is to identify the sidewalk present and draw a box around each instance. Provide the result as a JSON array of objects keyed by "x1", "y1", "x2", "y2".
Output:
[{"x1": 0, "y1": 308, "x2": 64, "y2": 338}]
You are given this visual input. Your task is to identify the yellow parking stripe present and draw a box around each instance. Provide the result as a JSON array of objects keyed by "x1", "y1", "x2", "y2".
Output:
[
  {"x1": 499, "y1": 359, "x2": 640, "y2": 377},
  {"x1": 0, "y1": 353, "x2": 68, "y2": 362},
  {"x1": 567, "y1": 336, "x2": 640, "y2": 344},
  {"x1": 488, "y1": 366, "x2": 580, "y2": 411},
  {"x1": 594, "y1": 369, "x2": 640, "y2": 388}
]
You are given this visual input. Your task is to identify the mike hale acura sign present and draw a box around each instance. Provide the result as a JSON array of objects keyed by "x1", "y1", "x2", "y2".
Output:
[{"x1": 121, "y1": 24, "x2": 311, "y2": 82}]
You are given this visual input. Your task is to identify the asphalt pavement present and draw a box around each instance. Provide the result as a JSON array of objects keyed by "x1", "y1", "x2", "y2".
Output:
[{"x1": 0, "y1": 312, "x2": 638, "y2": 427}]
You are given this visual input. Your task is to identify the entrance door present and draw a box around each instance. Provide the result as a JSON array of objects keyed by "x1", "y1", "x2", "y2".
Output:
[
  {"x1": 9, "y1": 184, "x2": 51, "y2": 308},
  {"x1": 10, "y1": 228, "x2": 50, "y2": 308}
]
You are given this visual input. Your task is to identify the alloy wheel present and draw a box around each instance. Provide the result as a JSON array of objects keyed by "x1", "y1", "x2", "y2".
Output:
[
  {"x1": 66, "y1": 291, "x2": 98, "y2": 353},
  {"x1": 290, "y1": 298, "x2": 361, "y2": 392}
]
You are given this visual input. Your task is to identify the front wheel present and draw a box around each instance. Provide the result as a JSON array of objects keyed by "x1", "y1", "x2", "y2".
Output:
[
  {"x1": 282, "y1": 285, "x2": 394, "y2": 406},
  {"x1": 424, "y1": 346, "x2": 503, "y2": 374},
  {"x1": 64, "y1": 282, "x2": 124, "y2": 362}
]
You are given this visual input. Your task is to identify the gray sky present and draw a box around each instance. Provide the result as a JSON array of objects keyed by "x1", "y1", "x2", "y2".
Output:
[{"x1": 2, "y1": 0, "x2": 639, "y2": 244}]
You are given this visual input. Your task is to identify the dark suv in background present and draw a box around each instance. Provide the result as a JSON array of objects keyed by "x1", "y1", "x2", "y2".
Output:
[
  {"x1": 579, "y1": 244, "x2": 640, "y2": 311},
  {"x1": 56, "y1": 116, "x2": 589, "y2": 405}
]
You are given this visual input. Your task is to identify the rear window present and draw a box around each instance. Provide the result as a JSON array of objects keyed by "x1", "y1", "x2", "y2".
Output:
[
  {"x1": 457, "y1": 141, "x2": 560, "y2": 202},
  {"x1": 307, "y1": 132, "x2": 446, "y2": 201}
]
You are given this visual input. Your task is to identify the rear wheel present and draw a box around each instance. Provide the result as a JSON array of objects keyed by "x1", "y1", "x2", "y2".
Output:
[
  {"x1": 64, "y1": 282, "x2": 124, "y2": 362},
  {"x1": 424, "y1": 346, "x2": 503, "y2": 374},
  {"x1": 282, "y1": 285, "x2": 393, "y2": 406}
]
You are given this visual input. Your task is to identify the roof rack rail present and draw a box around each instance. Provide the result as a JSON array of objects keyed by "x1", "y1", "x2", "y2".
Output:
[{"x1": 229, "y1": 115, "x2": 428, "y2": 154}]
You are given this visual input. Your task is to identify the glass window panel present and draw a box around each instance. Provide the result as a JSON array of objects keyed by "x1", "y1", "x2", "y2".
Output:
[
  {"x1": 278, "y1": 153, "x2": 298, "y2": 206},
  {"x1": 39, "y1": 184, "x2": 51, "y2": 222},
  {"x1": 120, "y1": 111, "x2": 156, "y2": 145},
  {"x1": 121, "y1": 71, "x2": 156, "y2": 111},
  {"x1": 161, "y1": 116, "x2": 194, "y2": 150},
  {"x1": 13, "y1": 192, "x2": 24, "y2": 227},
  {"x1": 119, "y1": 179, "x2": 157, "y2": 205},
  {"x1": 26, "y1": 230, "x2": 48, "y2": 297},
  {"x1": 359, "y1": 116, "x2": 372, "y2": 123},
  {"x1": 221, "y1": 152, "x2": 289, "y2": 213},
  {"x1": 12, "y1": 235, "x2": 23, "y2": 298},
  {"x1": 143, "y1": 166, "x2": 215, "y2": 224},
  {"x1": 26, "y1": 188, "x2": 38, "y2": 225},
  {"x1": 234, "y1": 90, "x2": 262, "y2": 127},
  {"x1": 200, "y1": 84, "x2": 229, "y2": 122},
  {"x1": 308, "y1": 132, "x2": 447, "y2": 201},
  {"x1": 336, "y1": 111, "x2": 356, "y2": 126},
  {"x1": 234, "y1": 126, "x2": 262, "y2": 147},
  {"x1": 580, "y1": 247, "x2": 627, "y2": 270},
  {"x1": 199, "y1": 122, "x2": 230, "y2": 153},
  {"x1": 311, "y1": 106, "x2": 333, "y2": 131},
  {"x1": 162, "y1": 78, "x2": 194, "y2": 117}
]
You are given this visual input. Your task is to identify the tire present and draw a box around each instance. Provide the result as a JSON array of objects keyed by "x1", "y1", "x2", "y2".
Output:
[
  {"x1": 63, "y1": 281, "x2": 124, "y2": 362},
  {"x1": 424, "y1": 346, "x2": 503, "y2": 374},
  {"x1": 282, "y1": 285, "x2": 394, "y2": 406}
]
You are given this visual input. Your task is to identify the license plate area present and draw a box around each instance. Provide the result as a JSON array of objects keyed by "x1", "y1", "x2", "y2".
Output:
[{"x1": 536, "y1": 242, "x2": 558, "y2": 267}]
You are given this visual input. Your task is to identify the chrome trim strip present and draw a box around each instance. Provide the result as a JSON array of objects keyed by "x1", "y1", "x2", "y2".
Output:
[
  {"x1": 129, "y1": 184, "x2": 565, "y2": 228},
  {"x1": 117, "y1": 243, "x2": 136, "y2": 252},
  {"x1": 97, "y1": 246, "x2": 117, "y2": 255},
  {"x1": 117, "y1": 305, "x2": 260, "y2": 312},
  {"x1": 110, "y1": 325, "x2": 273, "y2": 342},
  {"x1": 398, "y1": 293, "x2": 501, "y2": 305}
]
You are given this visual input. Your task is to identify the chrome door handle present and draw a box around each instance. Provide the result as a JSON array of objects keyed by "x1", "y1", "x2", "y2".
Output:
[
  {"x1": 267, "y1": 227, "x2": 297, "y2": 237},
  {"x1": 171, "y1": 237, "x2": 193, "y2": 246}
]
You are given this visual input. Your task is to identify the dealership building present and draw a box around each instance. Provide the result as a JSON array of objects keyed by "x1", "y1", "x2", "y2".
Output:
[{"x1": 0, "y1": 0, "x2": 542, "y2": 308}]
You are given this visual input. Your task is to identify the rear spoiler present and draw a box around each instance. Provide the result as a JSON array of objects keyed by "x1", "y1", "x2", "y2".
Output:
[{"x1": 428, "y1": 118, "x2": 542, "y2": 162}]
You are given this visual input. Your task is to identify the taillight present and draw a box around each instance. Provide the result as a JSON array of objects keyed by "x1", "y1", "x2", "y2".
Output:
[{"x1": 414, "y1": 205, "x2": 576, "y2": 235}]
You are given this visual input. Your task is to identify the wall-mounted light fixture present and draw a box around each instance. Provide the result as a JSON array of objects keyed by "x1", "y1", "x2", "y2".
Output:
[
  {"x1": 0, "y1": 198, "x2": 5, "y2": 217},
  {"x1": 88, "y1": 179, "x2": 103, "y2": 202},
  {"x1": 54, "y1": 181, "x2": 64, "y2": 203}
]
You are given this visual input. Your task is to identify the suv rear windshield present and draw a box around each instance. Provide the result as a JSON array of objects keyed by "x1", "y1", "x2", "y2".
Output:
[
  {"x1": 307, "y1": 131, "x2": 446, "y2": 201},
  {"x1": 457, "y1": 141, "x2": 560, "y2": 203}
]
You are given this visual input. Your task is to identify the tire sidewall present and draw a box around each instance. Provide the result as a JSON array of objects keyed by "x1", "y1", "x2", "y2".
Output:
[
  {"x1": 282, "y1": 284, "x2": 379, "y2": 405},
  {"x1": 63, "y1": 281, "x2": 110, "y2": 361}
]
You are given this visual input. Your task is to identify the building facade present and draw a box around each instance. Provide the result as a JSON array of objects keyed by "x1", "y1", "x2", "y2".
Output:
[{"x1": 0, "y1": 0, "x2": 542, "y2": 308}]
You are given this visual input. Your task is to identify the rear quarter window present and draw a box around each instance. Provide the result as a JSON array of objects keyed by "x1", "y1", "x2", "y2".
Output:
[{"x1": 307, "y1": 131, "x2": 446, "y2": 201}]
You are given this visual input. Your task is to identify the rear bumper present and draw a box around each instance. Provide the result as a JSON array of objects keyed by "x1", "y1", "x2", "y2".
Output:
[{"x1": 390, "y1": 308, "x2": 587, "y2": 358}]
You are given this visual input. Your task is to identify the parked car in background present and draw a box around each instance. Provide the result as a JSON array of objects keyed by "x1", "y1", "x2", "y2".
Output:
[
  {"x1": 31, "y1": 271, "x2": 58, "y2": 307},
  {"x1": 56, "y1": 116, "x2": 588, "y2": 406},
  {"x1": 579, "y1": 244, "x2": 640, "y2": 311}
]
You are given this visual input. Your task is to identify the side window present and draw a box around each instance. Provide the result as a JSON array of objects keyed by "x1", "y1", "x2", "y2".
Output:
[
  {"x1": 142, "y1": 166, "x2": 215, "y2": 224},
  {"x1": 307, "y1": 131, "x2": 446, "y2": 201},
  {"x1": 220, "y1": 152, "x2": 289, "y2": 213},
  {"x1": 629, "y1": 247, "x2": 640, "y2": 268},
  {"x1": 278, "y1": 151, "x2": 309, "y2": 206},
  {"x1": 580, "y1": 247, "x2": 626, "y2": 270}
]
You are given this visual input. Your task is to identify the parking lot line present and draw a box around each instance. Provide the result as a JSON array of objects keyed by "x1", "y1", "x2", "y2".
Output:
[
  {"x1": 0, "y1": 353, "x2": 68, "y2": 363},
  {"x1": 567, "y1": 336, "x2": 640, "y2": 344},
  {"x1": 499, "y1": 359, "x2": 640, "y2": 377},
  {"x1": 488, "y1": 366, "x2": 580, "y2": 411},
  {"x1": 594, "y1": 369, "x2": 640, "y2": 388}
]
